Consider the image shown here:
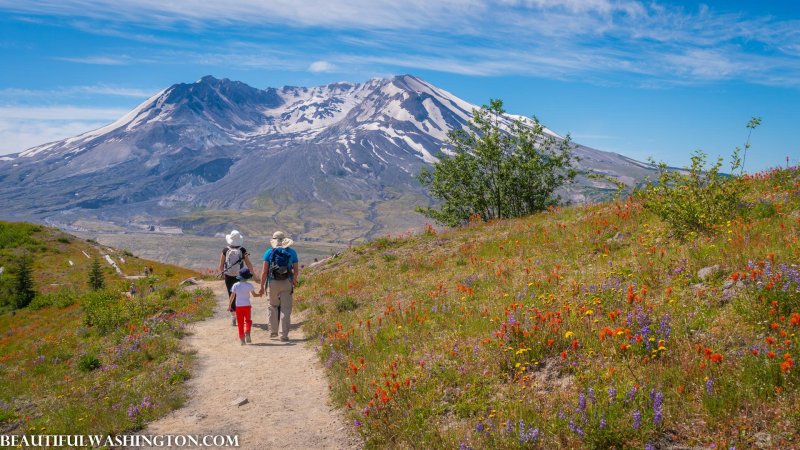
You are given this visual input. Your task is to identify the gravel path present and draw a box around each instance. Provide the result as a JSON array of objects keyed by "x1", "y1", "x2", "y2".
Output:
[{"x1": 135, "y1": 281, "x2": 359, "y2": 449}]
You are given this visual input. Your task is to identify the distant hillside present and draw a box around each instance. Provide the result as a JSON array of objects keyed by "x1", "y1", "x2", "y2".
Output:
[
  {"x1": 0, "y1": 221, "x2": 214, "y2": 436},
  {"x1": 300, "y1": 167, "x2": 800, "y2": 448}
]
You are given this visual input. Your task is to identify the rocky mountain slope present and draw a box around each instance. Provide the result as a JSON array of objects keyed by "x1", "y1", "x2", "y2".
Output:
[{"x1": 0, "y1": 75, "x2": 654, "y2": 241}]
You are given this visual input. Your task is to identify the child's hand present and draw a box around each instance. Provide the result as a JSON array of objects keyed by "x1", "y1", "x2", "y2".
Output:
[{"x1": 252, "y1": 290, "x2": 263, "y2": 297}]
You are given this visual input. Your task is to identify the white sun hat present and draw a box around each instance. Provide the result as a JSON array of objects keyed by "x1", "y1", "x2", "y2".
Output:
[
  {"x1": 226, "y1": 230, "x2": 244, "y2": 247},
  {"x1": 270, "y1": 231, "x2": 294, "y2": 249}
]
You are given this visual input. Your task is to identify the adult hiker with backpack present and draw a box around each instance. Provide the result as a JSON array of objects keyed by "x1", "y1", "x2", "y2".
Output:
[
  {"x1": 218, "y1": 230, "x2": 256, "y2": 326},
  {"x1": 258, "y1": 231, "x2": 299, "y2": 342}
]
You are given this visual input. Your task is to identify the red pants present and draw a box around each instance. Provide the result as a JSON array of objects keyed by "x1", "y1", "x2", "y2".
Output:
[{"x1": 236, "y1": 306, "x2": 252, "y2": 339}]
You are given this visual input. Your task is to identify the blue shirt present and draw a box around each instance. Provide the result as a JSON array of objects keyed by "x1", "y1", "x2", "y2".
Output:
[{"x1": 262, "y1": 247, "x2": 299, "y2": 280}]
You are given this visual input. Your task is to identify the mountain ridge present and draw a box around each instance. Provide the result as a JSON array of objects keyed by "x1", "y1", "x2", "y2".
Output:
[{"x1": 0, "y1": 74, "x2": 655, "y2": 241}]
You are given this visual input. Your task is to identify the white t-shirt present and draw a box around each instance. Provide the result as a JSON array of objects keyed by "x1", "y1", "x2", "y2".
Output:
[{"x1": 231, "y1": 281, "x2": 254, "y2": 307}]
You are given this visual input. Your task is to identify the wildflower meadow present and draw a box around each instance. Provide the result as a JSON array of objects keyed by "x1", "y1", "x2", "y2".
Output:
[{"x1": 300, "y1": 167, "x2": 800, "y2": 448}]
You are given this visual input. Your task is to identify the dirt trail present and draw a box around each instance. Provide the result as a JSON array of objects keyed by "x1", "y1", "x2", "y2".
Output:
[{"x1": 137, "y1": 281, "x2": 359, "y2": 449}]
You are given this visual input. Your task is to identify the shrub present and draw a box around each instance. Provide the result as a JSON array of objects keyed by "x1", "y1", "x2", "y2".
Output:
[
  {"x1": 640, "y1": 150, "x2": 745, "y2": 236},
  {"x1": 335, "y1": 296, "x2": 359, "y2": 312},
  {"x1": 77, "y1": 354, "x2": 101, "y2": 372},
  {"x1": 82, "y1": 290, "x2": 128, "y2": 335},
  {"x1": 13, "y1": 256, "x2": 35, "y2": 309}
]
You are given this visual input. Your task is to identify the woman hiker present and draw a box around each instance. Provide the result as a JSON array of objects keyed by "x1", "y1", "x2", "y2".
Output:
[
  {"x1": 259, "y1": 231, "x2": 299, "y2": 342},
  {"x1": 218, "y1": 230, "x2": 256, "y2": 326}
]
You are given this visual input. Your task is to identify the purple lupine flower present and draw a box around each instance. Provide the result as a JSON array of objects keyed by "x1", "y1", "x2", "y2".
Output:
[
  {"x1": 127, "y1": 405, "x2": 140, "y2": 418},
  {"x1": 706, "y1": 379, "x2": 714, "y2": 395},
  {"x1": 608, "y1": 386, "x2": 617, "y2": 402},
  {"x1": 507, "y1": 312, "x2": 517, "y2": 326},
  {"x1": 608, "y1": 386, "x2": 617, "y2": 403},
  {"x1": 459, "y1": 443, "x2": 472, "y2": 450},
  {"x1": 632, "y1": 410, "x2": 642, "y2": 430},
  {"x1": 649, "y1": 388, "x2": 656, "y2": 403},
  {"x1": 476, "y1": 422, "x2": 485, "y2": 433},
  {"x1": 354, "y1": 419, "x2": 362, "y2": 427},
  {"x1": 505, "y1": 419, "x2": 513, "y2": 434},
  {"x1": 653, "y1": 391, "x2": 664, "y2": 425},
  {"x1": 577, "y1": 392, "x2": 586, "y2": 413},
  {"x1": 588, "y1": 387, "x2": 596, "y2": 405},
  {"x1": 626, "y1": 385, "x2": 637, "y2": 403},
  {"x1": 568, "y1": 419, "x2": 584, "y2": 439},
  {"x1": 645, "y1": 442, "x2": 655, "y2": 450},
  {"x1": 599, "y1": 418, "x2": 607, "y2": 430},
  {"x1": 660, "y1": 314, "x2": 671, "y2": 340},
  {"x1": 527, "y1": 428, "x2": 539, "y2": 443}
]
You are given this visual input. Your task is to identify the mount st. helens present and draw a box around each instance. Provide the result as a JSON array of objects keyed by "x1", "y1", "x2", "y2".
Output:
[{"x1": 0, "y1": 75, "x2": 654, "y2": 243}]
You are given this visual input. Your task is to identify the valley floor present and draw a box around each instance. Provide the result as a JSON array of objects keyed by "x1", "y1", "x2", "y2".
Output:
[{"x1": 135, "y1": 281, "x2": 358, "y2": 449}]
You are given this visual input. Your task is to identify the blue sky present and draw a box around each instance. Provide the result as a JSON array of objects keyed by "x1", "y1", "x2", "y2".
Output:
[{"x1": 1, "y1": 0, "x2": 798, "y2": 171}]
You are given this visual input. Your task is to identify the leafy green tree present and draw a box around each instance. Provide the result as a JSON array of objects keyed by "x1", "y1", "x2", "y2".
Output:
[
  {"x1": 13, "y1": 256, "x2": 35, "y2": 309},
  {"x1": 88, "y1": 258, "x2": 105, "y2": 291},
  {"x1": 416, "y1": 99, "x2": 576, "y2": 226}
]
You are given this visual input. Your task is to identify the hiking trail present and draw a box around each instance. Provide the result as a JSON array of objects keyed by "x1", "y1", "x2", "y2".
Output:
[{"x1": 137, "y1": 280, "x2": 359, "y2": 449}]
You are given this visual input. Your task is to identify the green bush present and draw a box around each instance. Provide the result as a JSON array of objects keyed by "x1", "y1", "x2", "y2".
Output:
[
  {"x1": 29, "y1": 289, "x2": 79, "y2": 310},
  {"x1": 82, "y1": 290, "x2": 128, "y2": 335},
  {"x1": 77, "y1": 354, "x2": 101, "y2": 372},
  {"x1": 640, "y1": 150, "x2": 745, "y2": 236},
  {"x1": 335, "y1": 296, "x2": 359, "y2": 312}
]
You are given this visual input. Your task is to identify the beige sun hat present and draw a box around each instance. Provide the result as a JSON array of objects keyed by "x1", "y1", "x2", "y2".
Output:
[
  {"x1": 225, "y1": 230, "x2": 244, "y2": 247},
  {"x1": 270, "y1": 231, "x2": 294, "y2": 249}
]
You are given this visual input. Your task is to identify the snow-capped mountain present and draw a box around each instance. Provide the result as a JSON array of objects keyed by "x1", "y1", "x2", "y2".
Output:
[{"x1": 0, "y1": 75, "x2": 654, "y2": 238}]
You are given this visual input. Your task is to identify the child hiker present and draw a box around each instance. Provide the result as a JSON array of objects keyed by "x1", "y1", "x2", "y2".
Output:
[{"x1": 228, "y1": 268, "x2": 261, "y2": 345}]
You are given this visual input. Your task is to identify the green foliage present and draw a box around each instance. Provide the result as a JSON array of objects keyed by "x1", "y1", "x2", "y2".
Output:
[
  {"x1": 28, "y1": 289, "x2": 78, "y2": 310},
  {"x1": 335, "y1": 296, "x2": 359, "y2": 312},
  {"x1": 77, "y1": 354, "x2": 101, "y2": 372},
  {"x1": 13, "y1": 256, "x2": 36, "y2": 309},
  {"x1": 416, "y1": 99, "x2": 576, "y2": 226},
  {"x1": 0, "y1": 222, "x2": 42, "y2": 250},
  {"x1": 82, "y1": 290, "x2": 129, "y2": 335},
  {"x1": 88, "y1": 258, "x2": 105, "y2": 290},
  {"x1": 640, "y1": 150, "x2": 745, "y2": 235}
]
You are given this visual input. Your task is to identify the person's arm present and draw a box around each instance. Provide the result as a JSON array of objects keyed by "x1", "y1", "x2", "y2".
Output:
[
  {"x1": 244, "y1": 254, "x2": 257, "y2": 282},
  {"x1": 228, "y1": 292, "x2": 236, "y2": 311},
  {"x1": 259, "y1": 260, "x2": 268, "y2": 294},
  {"x1": 218, "y1": 252, "x2": 225, "y2": 277},
  {"x1": 292, "y1": 262, "x2": 300, "y2": 287}
]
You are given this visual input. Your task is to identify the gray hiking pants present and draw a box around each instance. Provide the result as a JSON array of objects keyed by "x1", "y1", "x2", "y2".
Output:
[{"x1": 267, "y1": 278, "x2": 293, "y2": 339}]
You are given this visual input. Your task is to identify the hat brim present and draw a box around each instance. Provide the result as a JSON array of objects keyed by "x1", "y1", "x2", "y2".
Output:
[
  {"x1": 270, "y1": 238, "x2": 294, "y2": 248},
  {"x1": 226, "y1": 235, "x2": 244, "y2": 246}
]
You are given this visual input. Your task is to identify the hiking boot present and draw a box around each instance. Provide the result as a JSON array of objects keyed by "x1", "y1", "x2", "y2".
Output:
[
  {"x1": 240, "y1": 338, "x2": 246, "y2": 345},
  {"x1": 231, "y1": 317, "x2": 237, "y2": 326},
  {"x1": 270, "y1": 332, "x2": 278, "y2": 338},
  {"x1": 245, "y1": 333, "x2": 252, "y2": 344},
  {"x1": 280, "y1": 336, "x2": 289, "y2": 342}
]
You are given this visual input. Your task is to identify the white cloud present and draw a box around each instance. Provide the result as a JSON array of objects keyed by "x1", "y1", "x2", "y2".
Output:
[
  {"x1": 308, "y1": 60, "x2": 335, "y2": 73},
  {"x1": 0, "y1": 85, "x2": 156, "y2": 100},
  {"x1": 1, "y1": 1, "x2": 799, "y2": 86},
  {"x1": 0, "y1": 105, "x2": 129, "y2": 121}
]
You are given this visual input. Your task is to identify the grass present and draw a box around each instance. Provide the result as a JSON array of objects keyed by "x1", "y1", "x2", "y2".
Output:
[
  {"x1": 0, "y1": 222, "x2": 215, "y2": 435},
  {"x1": 299, "y1": 167, "x2": 800, "y2": 449}
]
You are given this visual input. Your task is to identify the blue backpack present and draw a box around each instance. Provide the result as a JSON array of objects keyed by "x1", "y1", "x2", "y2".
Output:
[{"x1": 269, "y1": 248, "x2": 292, "y2": 280}]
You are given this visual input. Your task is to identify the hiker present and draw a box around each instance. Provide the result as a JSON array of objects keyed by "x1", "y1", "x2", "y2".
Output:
[
  {"x1": 228, "y1": 268, "x2": 262, "y2": 345},
  {"x1": 218, "y1": 230, "x2": 256, "y2": 326},
  {"x1": 259, "y1": 231, "x2": 299, "y2": 342}
]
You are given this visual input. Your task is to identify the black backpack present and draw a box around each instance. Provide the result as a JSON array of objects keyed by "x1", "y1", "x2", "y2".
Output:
[{"x1": 269, "y1": 248, "x2": 292, "y2": 280}]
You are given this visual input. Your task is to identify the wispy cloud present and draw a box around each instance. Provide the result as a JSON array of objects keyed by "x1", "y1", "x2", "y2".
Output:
[
  {"x1": 0, "y1": 106, "x2": 127, "y2": 154},
  {"x1": 2, "y1": 0, "x2": 800, "y2": 86},
  {"x1": 0, "y1": 105, "x2": 128, "y2": 121},
  {"x1": 54, "y1": 54, "x2": 149, "y2": 65},
  {"x1": 0, "y1": 85, "x2": 156, "y2": 100},
  {"x1": 308, "y1": 60, "x2": 336, "y2": 73}
]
